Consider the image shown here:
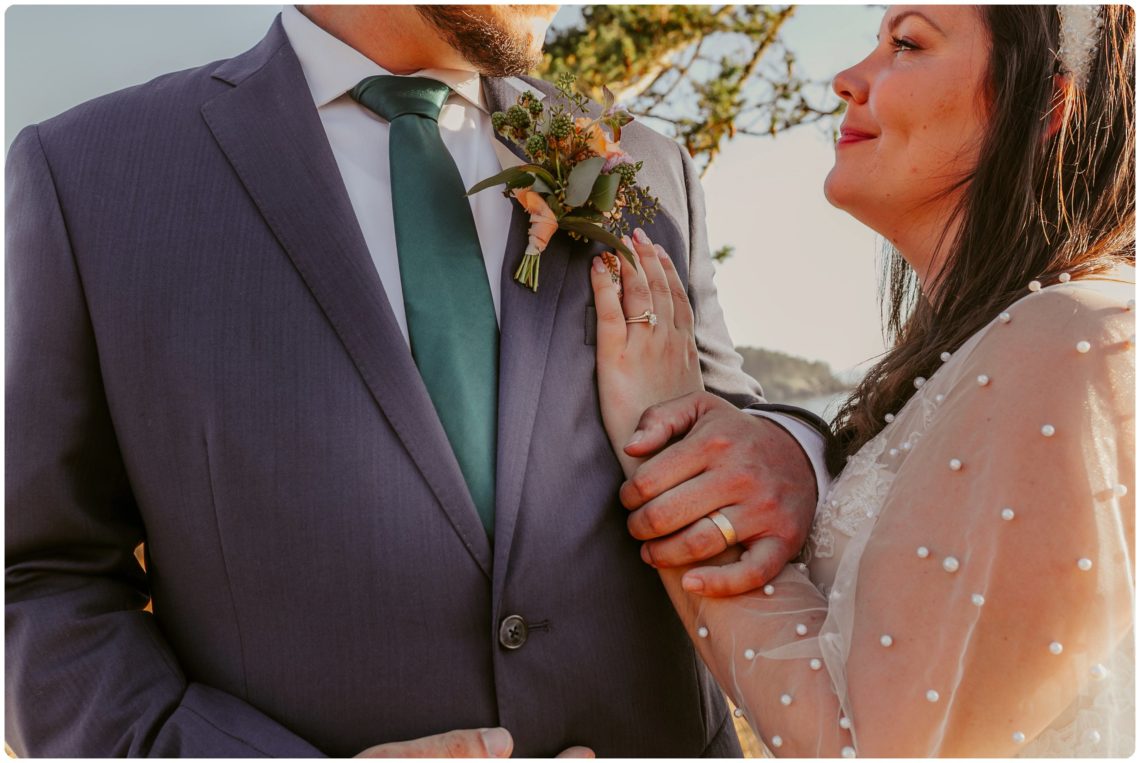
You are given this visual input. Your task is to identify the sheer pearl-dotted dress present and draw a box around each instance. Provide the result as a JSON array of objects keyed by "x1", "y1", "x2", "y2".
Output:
[{"x1": 695, "y1": 272, "x2": 1134, "y2": 757}]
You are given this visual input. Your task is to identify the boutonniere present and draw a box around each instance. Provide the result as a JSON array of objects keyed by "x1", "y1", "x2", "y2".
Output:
[{"x1": 468, "y1": 73, "x2": 659, "y2": 292}]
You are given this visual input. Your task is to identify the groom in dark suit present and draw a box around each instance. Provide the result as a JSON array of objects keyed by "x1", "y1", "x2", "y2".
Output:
[{"x1": 6, "y1": 6, "x2": 825, "y2": 757}]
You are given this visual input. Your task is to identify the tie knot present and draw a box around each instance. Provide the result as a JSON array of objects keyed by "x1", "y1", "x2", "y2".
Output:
[{"x1": 351, "y1": 75, "x2": 450, "y2": 122}]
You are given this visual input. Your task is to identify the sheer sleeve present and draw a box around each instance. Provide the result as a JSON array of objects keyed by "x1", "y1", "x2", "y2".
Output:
[{"x1": 670, "y1": 278, "x2": 1135, "y2": 757}]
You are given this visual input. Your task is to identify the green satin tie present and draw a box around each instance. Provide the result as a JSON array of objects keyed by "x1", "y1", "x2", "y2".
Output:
[{"x1": 351, "y1": 75, "x2": 498, "y2": 535}]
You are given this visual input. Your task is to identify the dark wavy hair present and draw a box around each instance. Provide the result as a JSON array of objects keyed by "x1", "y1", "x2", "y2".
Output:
[{"x1": 828, "y1": 5, "x2": 1136, "y2": 474}]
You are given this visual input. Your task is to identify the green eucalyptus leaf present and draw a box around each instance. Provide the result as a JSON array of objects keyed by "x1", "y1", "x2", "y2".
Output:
[
  {"x1": 545, "y1": 194, "x2": 565, "y2": 217},
  {"x1": 587, "y1": 173, "x2": 620, "y2": 213},
  {"x1": 559, "y1": 216, "x2": 636, "y2": 266},
  {"x1": 531, "y1": 176, "x2": 553, "y2": 194},
  {"x1": 506, "y1": 173, "x2": 536, "y2": 190},
  {"x1": 563, "y1": 156, "x2": 605, "y2": 207},
  {"x1": 467, "y1": 166, "x2": 530, "y2": 196}
]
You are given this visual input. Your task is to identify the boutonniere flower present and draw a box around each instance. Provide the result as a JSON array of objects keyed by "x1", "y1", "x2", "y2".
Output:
[{"x1": 468, "y1": 73, "x2": 660, "y2": 292}]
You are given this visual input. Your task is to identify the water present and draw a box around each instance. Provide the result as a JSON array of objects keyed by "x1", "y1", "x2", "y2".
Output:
[{"x1": 786, "y1": 390, "x2": 849, "y2": 422}]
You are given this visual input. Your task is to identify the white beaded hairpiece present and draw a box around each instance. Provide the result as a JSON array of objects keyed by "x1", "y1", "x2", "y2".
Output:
[{"x1": 1057, "y1": 5, "x2": 1105, "y2": 88}]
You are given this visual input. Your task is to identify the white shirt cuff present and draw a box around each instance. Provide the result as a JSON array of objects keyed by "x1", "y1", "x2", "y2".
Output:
[{"x1": 746, "y1": 410, "x2": 831, "y2": 503}]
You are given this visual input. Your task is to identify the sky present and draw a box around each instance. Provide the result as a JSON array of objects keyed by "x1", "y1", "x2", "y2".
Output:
[{"x1": 4, "y1": 4, "x2": 889, "y2": 375}]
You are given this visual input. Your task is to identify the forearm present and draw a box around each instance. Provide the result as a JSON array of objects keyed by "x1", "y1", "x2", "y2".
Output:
[{"x1": 660, "y1": 563, "x2": 849, "y2": 757}]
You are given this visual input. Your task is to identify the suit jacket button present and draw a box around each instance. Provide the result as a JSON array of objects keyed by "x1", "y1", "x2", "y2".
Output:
[{"x1": 499, "y1": 614, "x2": 528, "y2": 650}]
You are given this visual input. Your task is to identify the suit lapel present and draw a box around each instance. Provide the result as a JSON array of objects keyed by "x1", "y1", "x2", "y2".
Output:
[
  {"x1": 483, "y1": 77, "x2": 574, "y2": 592},
  {"x1": 201, "y1": 19, "x2": 492, "y2": 576}
]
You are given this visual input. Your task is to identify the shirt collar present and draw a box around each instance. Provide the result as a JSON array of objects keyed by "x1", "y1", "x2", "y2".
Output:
[{"x1": 281, "y1": 5, "x2": 487, "y2": 112}]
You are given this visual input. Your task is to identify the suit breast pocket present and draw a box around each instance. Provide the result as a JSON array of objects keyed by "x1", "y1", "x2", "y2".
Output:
[{"x1": 584, "y1": 306, "x2": 597, "y2": 345}]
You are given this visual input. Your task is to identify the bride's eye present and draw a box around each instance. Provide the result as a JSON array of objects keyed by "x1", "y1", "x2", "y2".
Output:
[{"x1": 890, "y1": 35, "x2": 920, "y2": 54}]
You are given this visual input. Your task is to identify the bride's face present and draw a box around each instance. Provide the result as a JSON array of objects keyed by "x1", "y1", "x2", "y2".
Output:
[{"x1": 824, "y1": 6, "x2": 991, "y2": 258}]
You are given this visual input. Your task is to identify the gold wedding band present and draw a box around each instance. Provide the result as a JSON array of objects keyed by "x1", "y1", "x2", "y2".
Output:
[
  {"x1": 707, "y1": 510, "x2": 738, "y2": 547},
  {"x1": 625, "y1": 310, "x2": 658, "y2": 327}
]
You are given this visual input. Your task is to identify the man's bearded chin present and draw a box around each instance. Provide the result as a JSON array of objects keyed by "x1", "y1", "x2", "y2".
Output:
[{"x1": 415, "y1": 6, "x2": 543, "y2": 77}]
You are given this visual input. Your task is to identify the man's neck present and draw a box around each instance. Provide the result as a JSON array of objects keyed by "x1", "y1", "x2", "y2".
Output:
[{"x1": 296, "y1": 5, "x2": 466, "y2": 74}]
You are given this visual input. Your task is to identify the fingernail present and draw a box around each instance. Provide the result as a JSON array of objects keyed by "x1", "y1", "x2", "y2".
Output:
[
  {"x1": 633, "y1": 227, "x2": 649, "y2": 244},
  {"x1": 592, "y1": 256, "x2": 606, "y2": 274},
  {"x1": 682, "y1": 575, "x2": 704, "y2": 593},
  {"x1": 626, "y1": 430, "x2": 643, "y2": 447},
  {"x1": 481, "y1": 727, "x2": 512, "y2": 757},
  {"x1": 655, "y1": 244, "x2": 668, "y2": 259}
]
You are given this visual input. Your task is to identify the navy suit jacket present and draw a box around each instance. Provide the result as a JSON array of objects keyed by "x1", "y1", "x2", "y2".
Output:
[{"x1": 7, "y1": 17, "x2": 772, "y2": 757}]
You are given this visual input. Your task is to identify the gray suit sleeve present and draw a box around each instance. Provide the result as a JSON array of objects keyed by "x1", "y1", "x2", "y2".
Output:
[
  {"x1": 5, "y1": 126, "x2": 324, "y2": 758},
  {"x1": 675, "y1": 141, "x2": 766, "y2": 408}
]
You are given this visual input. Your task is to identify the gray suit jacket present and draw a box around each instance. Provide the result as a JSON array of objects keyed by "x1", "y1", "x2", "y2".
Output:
[{"x1": 6, "y1": 17, "x2": 766, "y2": 757}]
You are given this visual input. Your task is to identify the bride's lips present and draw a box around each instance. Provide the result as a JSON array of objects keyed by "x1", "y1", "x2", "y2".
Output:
[{"x1": 836, "y1": 126, "x2": 877, "y2": 146}]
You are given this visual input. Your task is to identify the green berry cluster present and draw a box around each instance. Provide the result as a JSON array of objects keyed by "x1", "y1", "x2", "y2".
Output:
[
  {"x1": 548, "y1": 112, "x2": 574, "y2": 140},
  {"x1": 525, "y1": 133, "x2": 548, "y2": 160}
]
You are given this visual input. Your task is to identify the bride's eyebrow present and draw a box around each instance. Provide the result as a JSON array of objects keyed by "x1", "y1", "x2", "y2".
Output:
[{"x1": 875, "y1": 10, "x2": 946, "y2": 41}]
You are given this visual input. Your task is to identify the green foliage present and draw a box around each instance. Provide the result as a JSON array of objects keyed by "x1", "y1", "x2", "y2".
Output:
[
  {"x1": 711, "y1": 244, "x2": 735, "y2": 263},
  {"x1": 736, "y1": 346, "x2": 850, "y2": 402},
  {"x1": 541, "y1": 5, "x2": 841, "y2": 175}
]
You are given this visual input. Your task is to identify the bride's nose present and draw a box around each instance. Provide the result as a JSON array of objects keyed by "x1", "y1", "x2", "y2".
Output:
[{"x1": 832, "y1": 61, "x2": 869, "y2": 106}]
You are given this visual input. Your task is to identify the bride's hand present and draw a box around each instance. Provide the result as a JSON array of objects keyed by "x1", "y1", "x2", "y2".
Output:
[{"x1": 590, "y1": 229, "x2": 703, "y2": 473}]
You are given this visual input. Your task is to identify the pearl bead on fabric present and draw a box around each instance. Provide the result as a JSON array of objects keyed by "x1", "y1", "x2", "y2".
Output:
[
  {"x1": 942, "y1": 556, "x2": 960, "y2": 573},
  {"x1": 1078, "y1": 558, "x2": 1093, "y2": 571},
  {"x1": 841, "y1": 746, "x2": 856, "y2": 758},
  {"x1": 1041, "y1": 424, "x2": 1056, "y2": 437},
  {"x1": 971, "y1": 594, "x2": 985, "y2": 607},
  {"x1": 1049, "y1": 641, "x2": 1064, "y2": 655},
  {"x1": 733, "y1": 707, "x2": 744, "y2": 718},
  {"x1": 926, "y1": 690, "x2": 940, "y2": 702},
  {"x1": 1077, "y1": 340, "x2": 1091, "y2": 353},
  {"x1": 1086, "y1": 730, "x2": 1101, "y2": 744},
  {"x1": 1059, "y1": 272, "x2": 1071, "y2": 283},
  {"x1": 880, "y1": 634, "x2": 893, "y2": 647},
  {"x1": 885, "y1": 413, "x2": 895, "y2": 423},
  {"x1": 914, "y1": 377, "x2": 927, "y2": 389},
  {"x1": 1029, "y1": 280, "x2": 1042, "y2": 292},
  {"x1": 1001, "y1": 508, "x2": 1016, "y2": 521},
  {"x1": 917, "y1": 546, "x2": 930, "y2": 558},
  {"x1": 780, "y1": 693, "x2": 793, "y2": 706},
  {"x1": 934, "y1": 393, "x2": 945, "y2": 404},
  {"x1": 977, "y1": 374, "x2": 990, "y2": 387},
  {"x1": 839, "y1": 716, "x2": 852, "y2": 730},
  {"x1": 901, "y1": 441, "x2": 912, "y2": 452},
  {"x1": 999, "y1": 311, "x2": 1012, "y2": 324},
  {"x1": 795, "y1": 624, "x2": 808, "y2": 637},
  {"x1": 1114, "y1": 484, "x2": 1128, "y2": 497},
  {"x1": 949, "y1": 459, "x2": 963, "y2": 471},
  {"x1": 889, "y1": 448, "x2": 900, "y2": 458},
  {"x1": 810, "y1": 658, "x2": 822, "y2": 671},
  {"x1": 697, "y1": 626, "x2": 709, "y2": 638},
  {"x1": 1013, "y1": 731, "x2": 1026, "y2": 744},
  {"x1": 1090, "y1": 663, "x2": 1108, "y2": 680},
  {"x1": 763, "y1": 584, "x2": 775, "y2": 596},
  {"x1": 744, "y1": 648, "x2": 756, "y2": 660},
  {"x1": 941, "y1": 351, "x2": 952, "y2": 362},
  {"x1": 771, "y1": 735, "x2": 783, "y2": 748}
]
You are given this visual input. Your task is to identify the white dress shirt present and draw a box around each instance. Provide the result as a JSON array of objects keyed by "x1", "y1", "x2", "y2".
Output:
[{"x1": 280, "y1": 5, "x2": 830, "y2": 499}]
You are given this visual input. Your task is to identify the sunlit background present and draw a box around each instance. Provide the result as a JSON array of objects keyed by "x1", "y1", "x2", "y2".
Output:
[{"x1": 5, "y1": 4, "x2": 889, "y2": 409}]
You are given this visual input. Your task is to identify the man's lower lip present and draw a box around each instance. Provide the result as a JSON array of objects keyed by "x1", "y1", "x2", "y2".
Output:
[{"x1": 836, "y1": 135, "x2": 874, "y2": 146}]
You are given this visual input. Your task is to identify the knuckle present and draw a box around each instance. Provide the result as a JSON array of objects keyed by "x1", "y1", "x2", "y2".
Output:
[
  {"x1": 596, "y1": 305, "x2": 625, "y2": 324},
  {"x1": 629, "y1": 472, "x2": 655, "y2": 502},
  {"x1": 629, "y1": 281, "x2": 651, "y2": 300},
  {"x1": 442, "y1": 731, "x2": 476, "y2": 757},
  {"x1": 682, "y1": 528, "x2": 713, "y2": 559},
  {"x1": 641, "y1": 504, "x2": 671, "y2": 537}
]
